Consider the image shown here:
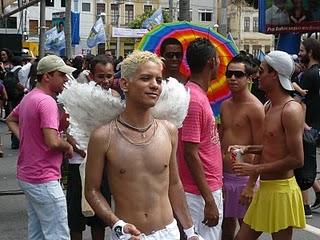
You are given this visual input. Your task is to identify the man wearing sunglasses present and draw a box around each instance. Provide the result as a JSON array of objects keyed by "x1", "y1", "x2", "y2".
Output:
[
  {"x1": 160, "y1": 38, "x2": 186, "y2": 84},
  {"x1": 220, "y1": 54, "x2": 264, "y2": 240},
  {"x1": 232, "y1": 51, "x2": 305, "y2": 240}
]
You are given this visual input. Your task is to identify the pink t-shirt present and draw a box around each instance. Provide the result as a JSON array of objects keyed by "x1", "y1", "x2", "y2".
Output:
[
  {"x1": 177, "y1": 81, "x2": 223, "y2": 194},
  {"x1": 12, "y1": 88, "x2": 62, "y2": 183}
]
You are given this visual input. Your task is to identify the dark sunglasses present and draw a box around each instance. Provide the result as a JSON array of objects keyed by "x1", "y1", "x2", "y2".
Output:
[
  {"x1": 225, "y1": 70, "x2": 246, "y2": 78},
  {"x1": 164, "y1": 52, "x2": 183, "y2": 59}
]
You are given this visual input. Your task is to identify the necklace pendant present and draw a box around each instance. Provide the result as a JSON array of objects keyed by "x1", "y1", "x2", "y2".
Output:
[{"x1": 142, "y1": 132, "x2": 145, "y2": 138}]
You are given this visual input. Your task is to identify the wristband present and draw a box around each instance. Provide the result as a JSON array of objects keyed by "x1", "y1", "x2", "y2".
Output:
[
  {"x1": 112, "y1": 220, "x2": 127, "y2": 238},
  {"x1": 184, "y1": 225, "x2": 198, "y2": 239}
]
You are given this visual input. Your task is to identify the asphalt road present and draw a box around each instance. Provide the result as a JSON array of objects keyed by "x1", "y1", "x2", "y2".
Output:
[{"x1": 0, "y1": 121, "x2": 319, "y2": 240}]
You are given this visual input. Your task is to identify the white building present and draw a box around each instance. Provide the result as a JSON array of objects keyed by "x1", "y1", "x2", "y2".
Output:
[
  {"x1": 160, "y1": 0, "x2": 274, "y2": 55},
  {"x1": 160, "y1": 0, "x2": 218, "y2": 27}
]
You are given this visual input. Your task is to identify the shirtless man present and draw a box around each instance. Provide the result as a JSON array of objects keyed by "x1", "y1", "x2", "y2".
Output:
[
  {"x1": 220, "y1": 54, "x2": 264, "y2": 240},
  {"x1": 85, "y1": 51, "x2": 200, "y2": 240},
  {"x1": 232, "y1": 50, "x2": 306, "y2": 240}
]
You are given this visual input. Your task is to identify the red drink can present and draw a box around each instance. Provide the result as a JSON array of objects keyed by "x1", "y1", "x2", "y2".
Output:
[{"x1": 231, "y1": 148, "x2": 243, "y2": 163}]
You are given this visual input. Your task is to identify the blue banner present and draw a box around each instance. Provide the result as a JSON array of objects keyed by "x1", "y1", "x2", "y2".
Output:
[
  {"x1": 71, "y1": 11, "x2": 80, "y2": 45},
  {"x1": 45, "y1": 27, "x2": 66, "y2": 52},
  {"x1": 87, "y1": 17, "x2": 106, "y2": 48},
  {"x1": 276, "y1": 33, "x2": 301, "y2": 54},
  {"x1": 142, "y1": 8, "x2": 163, "y2": 30}
]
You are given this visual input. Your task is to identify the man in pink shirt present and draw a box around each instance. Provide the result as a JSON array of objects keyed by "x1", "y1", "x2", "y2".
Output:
[
  {"x1": 6, "y1": 55, "x2": 75, "y2": 240},
  {"x1": 177, "y1": 38, "x2": 223, "y2": 239}
]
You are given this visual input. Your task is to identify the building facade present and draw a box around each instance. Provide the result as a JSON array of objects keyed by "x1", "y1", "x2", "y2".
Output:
[
  {"x1": 0, "y1": 0, "x2": 161, "y2": 57},
  {"x1": 227, "y1": 2, "x2": 274, "y2": 55},
  {"x1": 105, "y1": 0, "x2": 160, "y2": 57},
  {"x1": 0, "y1": 0, "x2": 273, "y2": 57}
]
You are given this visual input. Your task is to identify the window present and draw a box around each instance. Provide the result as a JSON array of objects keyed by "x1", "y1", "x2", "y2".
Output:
[
  {"x1": 45, "y1": 0, "x2": 54, "y2": 7},
  {"x1": 0, "y1": 17, "x2": 17, "y2": 29},
  {"x1": 252, "y1": 45, "x2": 262, "y2": 57},
  {"x1": 198, "y1": 10, "x2": 212, "y2": 22},
  {"x1": 111, "y1": 4, "x2": 119, "y2": 25},
  {"x1": 61, "y1": 0, "x2": 65, "y2": 7},
  {"x1": 253, "y1": 17, "x2": 258, "y2": 32},
  {"x1": 125, "y1": 5, "x2": 134, "y2": 25},
  {"x1": 243, "y1": 45, "x2": 250, "y2": 53},
  {"x1": 82, "y1": 3, "x2": 91, "y2": 12},
  {"x1": 46, "y1": 20, "x2": 52, "y2": 29},
  {"x1": 29, "y1": 20, "x2": 38, "y2": 36},
  {"x1": 96, "y1": 3, "x2": 106, "y2": 22},
  {"x1": 244, "y1": 17, "x2": 250, "y2": 32},
  {"x1": 265, "y1": 45, "x2": 271, "y2": 53},
  {"x1": 144, "y1": 5, "x2": 152, "y2": 13}
]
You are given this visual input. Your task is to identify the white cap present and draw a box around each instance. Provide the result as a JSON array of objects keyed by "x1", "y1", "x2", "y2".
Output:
[
  {"x1": 264, "y1": 51, "x2": 295, "y2": 91},
  {"x1": 37, "y1": 55, "x2": 76, "y2": 75}
]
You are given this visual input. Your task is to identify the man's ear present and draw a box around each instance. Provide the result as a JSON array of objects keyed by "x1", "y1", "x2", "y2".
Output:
[
  {"x1": 120, "y1": 77, "x2": 129, "y2": 92},
  {"x1": 88, "y1": 72, "x2": 93, "y2": 81}
]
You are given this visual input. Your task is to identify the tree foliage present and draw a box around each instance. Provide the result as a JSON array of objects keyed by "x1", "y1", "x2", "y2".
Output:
[
  {"x1": 128, "y1": 9, "x2": 170, "y2": 29},
  {"x1": 244, "y1": 0, "x2": 259, "y2": 8},
  {"x1": 233, "y1": 0, "x2": 259, "y2": 8}
]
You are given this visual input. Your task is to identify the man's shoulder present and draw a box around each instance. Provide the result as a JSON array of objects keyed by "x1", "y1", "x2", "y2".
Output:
[
  {"x1": 157, "y1": 119, "x2": 177, "y2": 135},
  {"x1": 91, "y1": 122, "x2": 113, "y2": 141}
]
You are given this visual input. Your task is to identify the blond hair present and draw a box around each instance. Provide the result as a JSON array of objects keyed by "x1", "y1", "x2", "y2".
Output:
[{"x1": 121, "y1": 50, "x2": 163, "y2": 80}]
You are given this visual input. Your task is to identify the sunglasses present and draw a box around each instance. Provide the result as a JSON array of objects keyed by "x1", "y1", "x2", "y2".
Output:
[
  {"x1": 164, "y1": 52, "x2": 183, "y2": 59},
  {"x1": 225, "y1": 70, "x2": 246, "y2": 78}
]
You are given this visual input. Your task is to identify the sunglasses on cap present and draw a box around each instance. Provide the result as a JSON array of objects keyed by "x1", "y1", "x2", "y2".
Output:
[
  {"x1": 225, "y1": 70, "x2": 247, "y2": 78},
  {"x1": 164, "y1": 52, "x2": 183, "y2": 59}
]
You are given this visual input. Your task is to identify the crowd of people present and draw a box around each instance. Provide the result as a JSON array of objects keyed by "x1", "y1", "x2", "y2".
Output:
[{"x1": 1, "y1": 36, "x2": 320, "y2": 240}]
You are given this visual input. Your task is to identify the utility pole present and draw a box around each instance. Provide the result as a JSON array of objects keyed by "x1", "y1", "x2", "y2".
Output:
[
  {"x1": 219, "y1": 0, "x2": 227, "y2": 36},
  {"x1": 169, "y1": 0, "x2": 173, "y2": 21},
  {"x1": 179, "y1": 0, "x2": 190, "y2": 21},
  {"x1": 65, "y1": 0, "x2": 72, "y2": 58},
  {"x1": 39, "y1": 0, "x2": 46, "y2": 58}
]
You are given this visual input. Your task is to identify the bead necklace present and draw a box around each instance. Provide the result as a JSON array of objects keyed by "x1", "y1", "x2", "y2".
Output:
[{"x1": 117, "y1": 115, "x2": 155, "y2": 138}]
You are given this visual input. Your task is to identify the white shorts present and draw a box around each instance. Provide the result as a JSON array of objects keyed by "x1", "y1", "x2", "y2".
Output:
[
  {"x1": 110, "y1": 219, "x2": 180, "y2": 240},
  {"x1": 185, "y1": 188, "x2": 223, "y2": 240}
]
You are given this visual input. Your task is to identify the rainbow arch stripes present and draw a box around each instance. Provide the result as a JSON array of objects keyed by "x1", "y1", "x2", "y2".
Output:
[{"x1": 138, "y1": 21, "x2": 239, "y2": 120}]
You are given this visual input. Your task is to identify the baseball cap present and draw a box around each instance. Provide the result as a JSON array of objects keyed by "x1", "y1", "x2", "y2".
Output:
[
  {"x1": 37, "y1": 55, "x2": 76, "y2": 75},
  {"x1": 264, "y1": 51, "x2": 295, "y2": 91}
]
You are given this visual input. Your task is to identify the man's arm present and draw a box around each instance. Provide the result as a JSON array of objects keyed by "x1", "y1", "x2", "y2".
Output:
[
  {"x1": 42, "y1": 128, "x2": 73, "y2": 156},
  {"x1": 167, "y1": 124, "x2": 199, "y2": 240},
  {"x1": 85, "y1": 125, "x2": 117, "y2": 226},
  {"x1": 66, "y1": 134, "x2": 86, "y2": 158},
  {"x1": 184, "y1": 142, "x2": 219, "y2": 227},
  {"x1": 239, "y1": 103, "x2": 264, "y2": 205},
  {"x1": 6, "y1": 113, "x2": 20, "y2": 139},
  {"x1": 234, "y1": 102, "x2": 304, "y2": 175}
]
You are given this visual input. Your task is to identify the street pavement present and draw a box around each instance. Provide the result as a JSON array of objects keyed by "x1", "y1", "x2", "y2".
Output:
[{"x1": 0, "y1": 121, "x2": 319, "y2": 240}]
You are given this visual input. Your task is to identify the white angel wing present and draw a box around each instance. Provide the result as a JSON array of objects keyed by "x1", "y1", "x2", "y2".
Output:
[
  {"x1": 58, "y1": 77, "x2": 189, "y2": 148},
  {"x1": 152, "y1": 77, "x2": 190, "y2": 128},
  {"x1": 57, "y1": 80, "x2": 125, "y2": 149}
]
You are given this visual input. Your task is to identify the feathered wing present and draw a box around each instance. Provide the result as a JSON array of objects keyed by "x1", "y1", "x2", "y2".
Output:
[
  {"x1": 58, "y1": 77, "x2": 190, "y2": 148},
  {"x1": 152, "y1": 77, "x2": 190, "y2": 128},
  {"x1": 57, "y1": 80, "x2": 125, "y2": 149}
]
